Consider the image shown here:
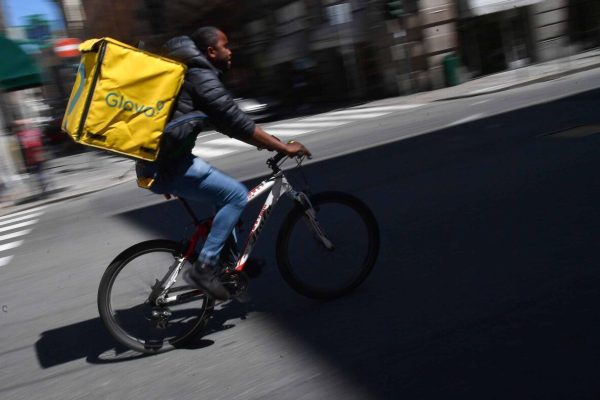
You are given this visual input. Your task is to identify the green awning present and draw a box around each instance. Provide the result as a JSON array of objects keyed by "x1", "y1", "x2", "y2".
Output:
[{"x1": 0, "y1": 35, "x2": 43, "y2": 92}]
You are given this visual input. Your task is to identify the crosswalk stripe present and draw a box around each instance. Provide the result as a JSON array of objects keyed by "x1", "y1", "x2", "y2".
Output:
[
  {"x1": 320, "y1": 111, "x2": 389, "y2": 118},
  {"x1": 193, "y1": 147, "x2": 238, "y2": 158},
  {"x1": 0, "y1": 241, "x2": 23, "y2": 252},
  {"x1": 193, "y1": 138, "x2": 253, "y2": 158},
  {"x1": 347, "y1": 104, "x2": 424, "y2": 112},
  {"x1": 266, "y1": 128, "x2": 315, "y2": 137},
  {"x1": 0, "y1": 212, "x2": 44, "y2": 228},
  {"x1": 0, "y1": 256, "x2": 14, "y2": 267},
  {"x1": 0, "y1": 206, "x2": 46, "y2": 222},
  {"x1": 270, "y1": 121, "x2": 348, "y2": 129},
  {"x1": 301, "y1": 113, "x2": 389, "y2": 122},
  {"x1": 0, "y1": 207, "x2": 44, "y2": 268},
  {"x1": 202, "y1": 138, "x2": 254, "y2": 148},
  {"x1": 0, "y1": 230, "x2": 32, "y2": 242},
  {"x1": 0, "y1": 220, "x2": 38, "y2": 234}
]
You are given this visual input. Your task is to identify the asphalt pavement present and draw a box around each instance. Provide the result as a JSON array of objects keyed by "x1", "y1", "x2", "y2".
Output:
[{"x1": 1, "y1": 47, "x2": 599, "y2": 217}]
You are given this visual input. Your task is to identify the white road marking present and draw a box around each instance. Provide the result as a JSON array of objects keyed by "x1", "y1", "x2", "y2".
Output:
[
  {"x1": 544, "y1": 125, "x2": 600, "y2": 139},
  {"x1": 0, "y1": 206, "x2": 46, "y2": 221},
  {"x1": 347, "y1": 104, "x2": 424, "y2": 111},
  {"x1": 319, "y1": 111, "x2": 390, "y2": 118},
  {"x1": 266, "y1": 128, "x2": 316, "y2": 137},
  {"x1": 0, "y1": 208, "x2": 44, "y2": 268},
  {"x1": 0, "y1": 241, "x2": 23, "y2": 252},
  {"x1": 0, "y1": 230, "x2": 32, "y2": 242},
  {"x1": 0, "y1": 212, "x2": 44, "y2": 227},
  {"x1": 0, "y1": 220, "x2": 38, "y2": 234},
  {"x1": 193, "y1": 147, "x2": 238, "y2": 158},
  {"x1": 193, "y1": 138, "x2": 253, "y2": 158},
  {"x1": 270, "y1": 121, "x2": 348, "y2": 129},
  {"x1": 298, "y1": 115, "x2": 385, "y2": 122},
  {"x1": 447, "y1": 113, "x2": 485, "y2": 127},
  {"x1": 0, "y1": 256, "x2": 14, "y2": 267}
]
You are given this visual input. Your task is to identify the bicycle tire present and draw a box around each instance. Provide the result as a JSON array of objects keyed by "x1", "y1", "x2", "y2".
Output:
[
  {"x1": 276, "y1": 191, "x2": 379, "y2": 300},
  {"x1": 97, "y1": 239, "x2": 214, "y2": 354}
]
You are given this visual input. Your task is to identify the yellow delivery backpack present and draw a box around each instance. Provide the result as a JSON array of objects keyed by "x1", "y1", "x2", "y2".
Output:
[{"x1": 62, "y1": 37, "x2": 186, "y2": 161}]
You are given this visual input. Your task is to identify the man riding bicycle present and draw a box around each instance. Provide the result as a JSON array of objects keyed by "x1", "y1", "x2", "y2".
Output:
[{"x1": 136, "y1": 26, "x2": 310, "y2": 300}]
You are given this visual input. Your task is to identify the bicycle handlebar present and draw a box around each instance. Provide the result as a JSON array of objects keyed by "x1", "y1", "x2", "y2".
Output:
[
  {"x1": 266, "y1": 151, "x2": 308, "y2": 172},
  {"x1": 266, "y1": 152, "x2": 286, "y2": 172}
]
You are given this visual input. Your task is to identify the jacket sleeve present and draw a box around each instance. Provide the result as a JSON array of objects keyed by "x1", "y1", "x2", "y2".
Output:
[{"x1": 188, "y1": 69, "x2": 255, "y2": 140}]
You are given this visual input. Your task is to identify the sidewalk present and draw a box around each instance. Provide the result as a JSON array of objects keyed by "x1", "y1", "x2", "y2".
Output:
[
  {"x1": 432, "y1": 48, "x2": 600, "y2": 101},
  {"x1": 1, "y1": 48, "x2": 599, "y2": 217},
  {"x1": 0, "y1": 150, "x2": 137, "y2": 217}
]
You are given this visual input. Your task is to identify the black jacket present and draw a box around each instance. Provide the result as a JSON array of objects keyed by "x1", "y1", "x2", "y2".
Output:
[{"x1": 159, "y1": 36, "x2": 255, "y2": 161}]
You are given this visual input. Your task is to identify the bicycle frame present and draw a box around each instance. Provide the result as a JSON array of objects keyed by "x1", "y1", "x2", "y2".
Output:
[
  {"x1": 236, "y1": 170, "x2": 295, "y2": 270},
  {"x1": 154, "y1": 156, "x2": 332, "y2": 305},
  {"x1": 181, "y1": 169, "x2": 300, "y2": 271}
]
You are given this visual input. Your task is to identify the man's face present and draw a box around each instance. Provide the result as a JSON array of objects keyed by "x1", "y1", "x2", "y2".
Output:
[{"x1": 207, "y1": 30, "x2": 232, "y2": 71}]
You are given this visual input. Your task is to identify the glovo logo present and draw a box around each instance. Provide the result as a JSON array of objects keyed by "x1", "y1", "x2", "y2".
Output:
[{"x1": 105, "y1": 92, "x2": 165, "y2": 117}]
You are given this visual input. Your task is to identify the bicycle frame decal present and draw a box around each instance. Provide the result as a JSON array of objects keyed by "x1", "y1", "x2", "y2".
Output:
[
  {"x1": 236, "y1": 173, "x2": 293, "y2": 270},
  {"x1": 247, "y1": 177, "x2": 276, "y2": 202}
]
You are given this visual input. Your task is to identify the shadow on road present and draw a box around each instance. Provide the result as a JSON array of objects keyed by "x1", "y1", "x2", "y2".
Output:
[
  {"x1": 35, "y1": 317, "x2": 144, "y2": 366},
  {"x1": 35, "y1": 313, "x2": 226, "y2": 366},
  {"x1": 35, "y1": 90, "x2": 600, "y2": 398}
]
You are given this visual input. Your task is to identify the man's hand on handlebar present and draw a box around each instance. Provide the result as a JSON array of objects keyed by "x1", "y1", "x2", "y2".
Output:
[
  {"x1": 284, "y1": 140, "x2": 311, "y2": 159},
  {"x1": 249, "y1": 126, "x2": 311, "y2": 158}
]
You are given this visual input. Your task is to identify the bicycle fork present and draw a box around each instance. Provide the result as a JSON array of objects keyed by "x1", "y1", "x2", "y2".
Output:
[{"x1": 293, "y1": 192, "x2": 335, "y2": 251}]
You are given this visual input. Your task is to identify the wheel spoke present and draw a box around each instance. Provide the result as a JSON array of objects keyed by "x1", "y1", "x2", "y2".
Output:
[
  {"x1": 98, "y1": 240, "x2": 213, "y2": 354},
  {"x1": 277, "y1": 192, "x2": 379, "y2": 300}
]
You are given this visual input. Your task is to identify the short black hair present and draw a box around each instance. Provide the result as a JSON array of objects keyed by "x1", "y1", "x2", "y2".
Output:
[{"x1": 191, "y1": 26, "x2": 220, "y2": 54}]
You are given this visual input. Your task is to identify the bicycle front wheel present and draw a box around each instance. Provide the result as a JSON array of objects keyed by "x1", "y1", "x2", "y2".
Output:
[
  {"x1": 276, "y1": 191, "x2": 379, "y2": 300},
  {"x1": 97, "y1": 240, "x2": 214, "y2": 354}
]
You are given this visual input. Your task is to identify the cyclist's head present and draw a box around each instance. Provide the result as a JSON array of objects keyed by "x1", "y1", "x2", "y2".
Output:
[{"x1": 191, "y1": 26, "x2": 232, "y2": 71}]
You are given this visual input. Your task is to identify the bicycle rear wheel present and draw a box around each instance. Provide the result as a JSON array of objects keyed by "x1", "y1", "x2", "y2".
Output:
[
  {"x1": 97, "y1": 240, "x2": 214, "y2": 354},
  {"x1": 276, "y1": 191, "x2": 379, "y2": 300}
]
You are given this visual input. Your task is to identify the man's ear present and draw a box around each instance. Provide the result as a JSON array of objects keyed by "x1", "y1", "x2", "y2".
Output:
[{"x1": 206, "y1": 46, "x2": 216, "y2": 60}]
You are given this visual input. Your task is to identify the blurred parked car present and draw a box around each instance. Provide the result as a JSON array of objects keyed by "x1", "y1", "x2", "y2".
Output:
[{"x1": 233, "y1": 96, "x2": 280, "y2": 122}]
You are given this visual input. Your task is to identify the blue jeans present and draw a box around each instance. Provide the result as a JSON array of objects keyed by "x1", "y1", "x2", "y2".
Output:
[{"x1": 150, "y1": 155, "x2": 248, "y2": 266}]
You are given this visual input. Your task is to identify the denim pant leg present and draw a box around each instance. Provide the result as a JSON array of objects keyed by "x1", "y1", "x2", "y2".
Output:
[{"x1": 154, "y1": 157, "x2": 248, "y2": 266}]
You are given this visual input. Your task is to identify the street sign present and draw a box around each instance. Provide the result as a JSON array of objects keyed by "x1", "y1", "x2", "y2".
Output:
[{"x1": 54, "y1": 38, "x2": 81, "y2": 58}]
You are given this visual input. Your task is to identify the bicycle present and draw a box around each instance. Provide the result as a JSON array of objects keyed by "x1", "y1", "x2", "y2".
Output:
[{"x1": 97, "y1": 152, "x2": 380, "y2": 354}]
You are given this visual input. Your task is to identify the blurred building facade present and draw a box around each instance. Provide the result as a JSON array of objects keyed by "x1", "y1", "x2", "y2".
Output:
[
  {"x1": 54, "y1": 0, "x2": 86, "y2": 38},
  {"x1": 54, "y1": 0, "x2": 600, "y2": 104},
  {"x1": 458, "y1": 0, "x2": 600, "y2": 77}
]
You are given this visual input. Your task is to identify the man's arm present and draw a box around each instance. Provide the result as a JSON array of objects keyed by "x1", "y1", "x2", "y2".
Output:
[
  {"x1": 188, "y1": 71, "x2": 310, "y2": 156},
  {"x1": 243, "y1": 125, "x2": 311, "y2": 157}
]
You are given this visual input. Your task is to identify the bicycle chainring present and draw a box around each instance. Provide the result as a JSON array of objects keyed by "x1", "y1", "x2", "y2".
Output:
[{"x1": 220, "y1": 270, "x2": 249, "y2": 298}]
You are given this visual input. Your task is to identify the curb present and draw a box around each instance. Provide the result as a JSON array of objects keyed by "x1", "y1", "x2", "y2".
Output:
[
  {"x1": 0, "y1": 175, "x2": 135, "y2": 217},
  {"x1": 435, "y1": 62, "x2": 600, "y2": 101}
]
